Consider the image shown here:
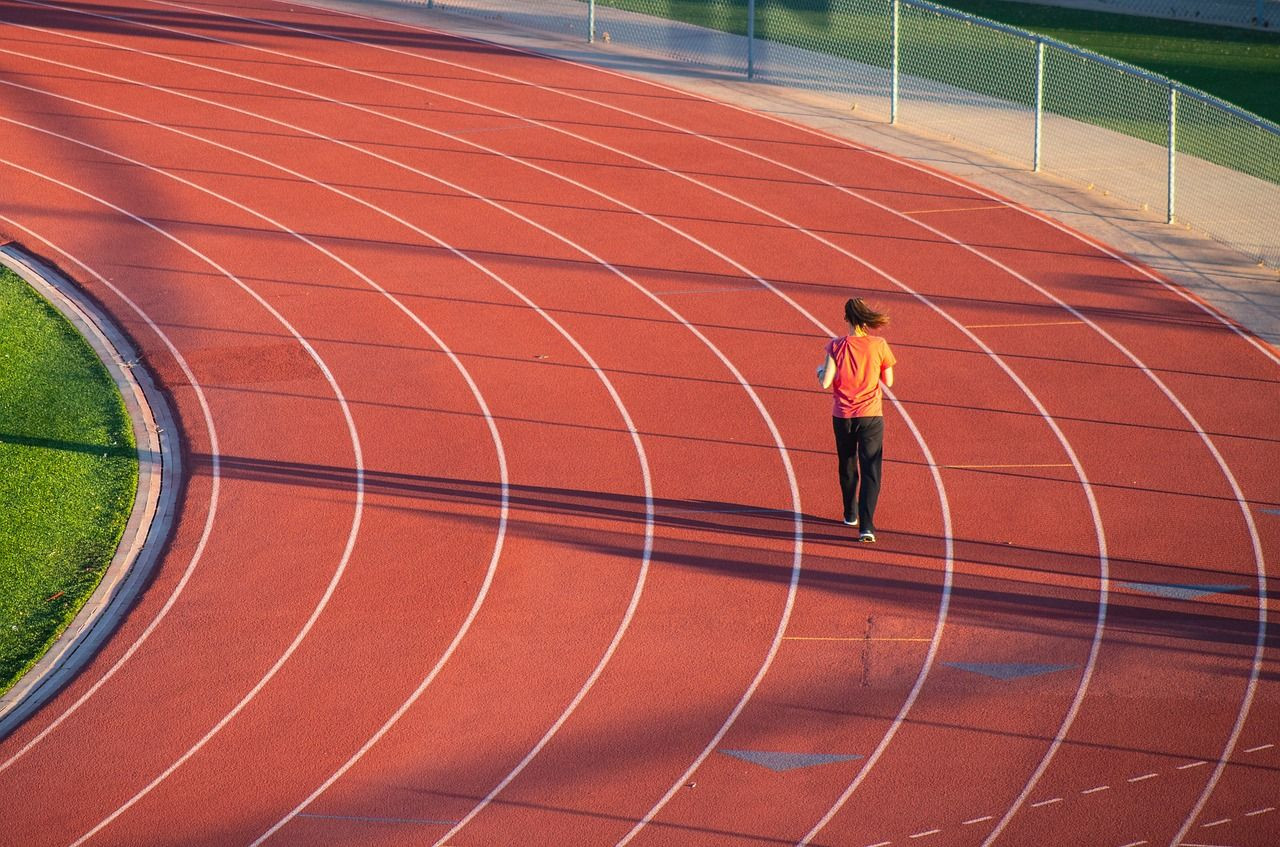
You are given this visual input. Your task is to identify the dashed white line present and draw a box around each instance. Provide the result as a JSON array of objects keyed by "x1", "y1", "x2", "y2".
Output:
[
  {"x1": 1245, "y1": 743, "x2": 1274, "y2": 753},
  {"x1": 1127, "y1": 772, "x2": 1159, "y2": 783},
  {"x1": 1082, "y1": 785, "x2": 1111, "y2": 794},
  {"x1": 865, "y1": 841, "x2": 892, "y2": 847},
  {"x1": 1201, "y1": 818, "x2": 1231, "y2": 828},
  {"x1": 1177, "y1": 761, "x2": 1209, "y2": 770},
  {"x1": 1031, "y1": 797, "x2": 1064, "y2": 807},
  {"x1": 963, "y1": 816, "x2": 994, "y2": 826},
  {"x1": 909, "y1": 830, "x2": 941, "y2": 839},
  {"x1": 1118, "y1": 841, "x2": 1147, "y2": 847},
  {"x1": 1245, "y1": 806, "x2": 1275, "y2": 816}
]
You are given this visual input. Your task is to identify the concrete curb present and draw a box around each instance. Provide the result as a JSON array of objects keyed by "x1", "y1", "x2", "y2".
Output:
[{"x1": 0, "y1": 244, "x2": 180, "y2": 740}]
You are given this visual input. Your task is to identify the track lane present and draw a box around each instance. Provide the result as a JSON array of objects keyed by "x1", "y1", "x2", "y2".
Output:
[
  {"x1": 312, "y1": 29, "x2": 1280, "y2": 844},
  {"x1": 0, "y1": 147, "x2": 371, "y2": 844},
  {"x1": 5, "y1": 0, "x2": 1274, "y2": 844},
  {"x1": 2, "y1": 4, "x2": 1111, "y2": 844},
  {"x1": 0, "y1": 4, "x2": 808, "y2": 844}
]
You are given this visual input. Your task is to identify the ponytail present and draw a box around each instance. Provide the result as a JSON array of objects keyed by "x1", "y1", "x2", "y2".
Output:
[{"x1": 844, "y1": 297, "x2": 889, "y2": 330}]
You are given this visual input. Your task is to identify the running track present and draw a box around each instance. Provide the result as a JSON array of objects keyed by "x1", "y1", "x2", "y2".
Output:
[{"x1": 0, "y1": 1, "x2": 1277, "y2": 844}]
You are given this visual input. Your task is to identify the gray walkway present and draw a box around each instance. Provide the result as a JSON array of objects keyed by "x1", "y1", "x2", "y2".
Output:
[{"x1": 305, "y1": 0, "x2": 1280, "y2": 349}]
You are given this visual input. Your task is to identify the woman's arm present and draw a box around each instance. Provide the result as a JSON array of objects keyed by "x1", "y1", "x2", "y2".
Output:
[
  {"x1": 819, "y1": 355, "x2": 837, "y2": 389},
  {"x1": 881, "y1": 365, "x2": 894, "y2": 388}
]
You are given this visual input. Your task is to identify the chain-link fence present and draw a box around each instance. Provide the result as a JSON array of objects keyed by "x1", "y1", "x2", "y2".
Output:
[{"x1": 411, "y1": 0, "x2": 1280, "y2": 268}]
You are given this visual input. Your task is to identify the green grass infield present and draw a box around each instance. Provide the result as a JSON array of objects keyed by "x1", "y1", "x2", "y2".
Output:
[{"x1": 0, "y1": 263, "x2": 138, "y2": 698}]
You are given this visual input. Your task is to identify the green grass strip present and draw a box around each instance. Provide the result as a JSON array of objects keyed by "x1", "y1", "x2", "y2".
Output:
[
  {"x1": 937, "y1": 0, "x2": 1280, "y2": 125},
  {"x1": 0, "y1": 264, "x2": 138, "y2": 698}
]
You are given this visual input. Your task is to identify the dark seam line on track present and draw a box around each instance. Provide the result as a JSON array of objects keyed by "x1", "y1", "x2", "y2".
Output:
[
  {"x1": 7, "y1": 9, "x2": 1152, "y2": 839},
  {"x1": 5, "y1": 9, "x2": 881, "y2": 842},
  {"x1": 0, "y1": 154, "x2": 372, "y2": 843},
  {"x1": 2, "y1": 4, "x2": 829, "y2": 834},
  {"x1": 176, "y1": 7, "x2": 1275, "y2": 841},
  {"x1": 0, "y1": 44, "x2": 539, "y2": 842},
  {"x1": 12, "y1": 3, "x2": 1259, "y2": 844},
  {"x1": 0, "y1": 218, "x2": 223, "y2": 777},
  {"x1": 0, "y1": 10, "x2": 803, "y2": 843},
  {"x1": 2, "y1": 43, "x2": 670, "y2": 847}
]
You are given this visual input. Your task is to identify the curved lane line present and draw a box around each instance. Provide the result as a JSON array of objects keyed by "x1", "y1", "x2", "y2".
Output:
[
  {"x1": 266, "y1": 21, "x2": 1265, "y2": 839},
  {"x1": 316, "y1": 0, "x2": 1280, "y2": 372},
  {"x1": 0, "y1": 155, "x2": 368, "y2": 844},
  {"x1": 0, "y1": 41, "x2": 657, "y2": 842},
  {"x1": 113, "y1": 13, "x2": 1101, "y2": 837},
  {"x1": 0, "y1": 216, "x2": 221, "y2": 774},
  {"x1": 25, "y1": 3, "x2": 1128, "y2": 838},
  {"x1": 0, "y1": 86, "x2": 528, "y2": 842},
  {"x1": 0, "y1": 13, "x2": 813, "y2": 838},
  {"x1": 0, "y1": 46, "x2": 526, "y2": 791}
]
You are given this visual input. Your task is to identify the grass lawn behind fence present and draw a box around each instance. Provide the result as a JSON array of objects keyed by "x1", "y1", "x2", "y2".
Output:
[
  {"x1": 939, "y1": 0, "x2": 1280, "y2": 125},
  {"x1": 600, "y1": 1, "x2": 1280, "y2": 181},
  {"x1": 0, "y1": 264, "x2": 138, "y2": 698}
]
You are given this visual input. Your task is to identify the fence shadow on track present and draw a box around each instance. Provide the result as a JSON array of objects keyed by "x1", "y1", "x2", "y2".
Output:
[
  {"x1": 180, "y1": 449, "x2": 1280, "y2": 654},
  {"x1": 4, "y1": 0, "x2": 516, "y2": 55}
]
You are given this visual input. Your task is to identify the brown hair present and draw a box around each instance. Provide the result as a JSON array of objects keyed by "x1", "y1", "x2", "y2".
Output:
[{"x1": 844, "y1": 297, "x2": 889, "y2": 330}]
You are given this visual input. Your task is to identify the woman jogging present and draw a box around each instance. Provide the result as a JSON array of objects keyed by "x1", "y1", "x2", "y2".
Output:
[{"x1": 817, "y1": 297, "x2": 896, "y2": 542}]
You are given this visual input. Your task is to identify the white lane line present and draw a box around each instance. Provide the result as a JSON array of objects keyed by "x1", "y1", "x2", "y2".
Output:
[
  {"x1": 1030, "y1": 797, "x2": 1063, "y2": 808},
  {"x1": 0, "y1": 58, "x2": 653, "y2": 847},
  {"x1": 0, "y1": 218, "x2": 221, "y2": 776},
  {"x1": 865, "y1": 841, "x2": 892, "y2": 847},
  {"x1": 1245, "y1": 807, "x2": 1275, "y2": 816},
  {"x1": 10, "y1": 4, "x2": 1136, "y2": 844},
  {"x1": 0, "y1": 26, "x2": 787, "y2": 847},
  {"x1": 1127, "y1": 772, "x2": 1159, "y2": 783},
  {"x1": 150, "y1": 11, "x2": 1097, "y2": 842},
  {"x1": 207, "y1": 6, "x2": 1272, "y2": 838},
  {"x1": 1201, "y1": 818, "x2": 1231, "y2": 828},
  {"x1": 1082, "y1": 785, "x2": 1110, "y2": 794},
  {"x1": 963, "y1": 816, "x2": 995, "y2": 826},
  {"x1": 1245, "y1": 743, "x2": 1274, "y2": 753},
  {"x1": 1118, "y1": 841, "x2": 1148, "y2": 847},
  {"x1": 42, "y1": 8, "x2": 890, "y2": 844},
  {"x1": 13, "y1": 10, "x2": 943, "y2": 847},
  {"x1": 908, "y1": 830, "x2": 941, "y2": 839},
  {"x1": 0, "y1": 157, "x2": 369, "y2": 847},
  {"x1": 1178, "y1": 761, "x2": 1210, "y2": 770},
  {"x1": 311, "y1": 17, "x2": 1274, "y2": 841}
]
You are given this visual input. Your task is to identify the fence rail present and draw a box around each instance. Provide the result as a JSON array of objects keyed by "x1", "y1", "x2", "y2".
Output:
[{"x1": 415, "y1": 0, "x2": 1280, "y2": 269}]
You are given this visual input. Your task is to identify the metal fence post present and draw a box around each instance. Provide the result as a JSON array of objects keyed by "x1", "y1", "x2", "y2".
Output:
[
  {"x1": 747, "y1": 0, "x2": 756, "y2": 79},
  {"x1": 1168, "y1": 84, "x2": 1178, "y2": 224},
  {"x1": 1033, "y1": 38, "x2": 1044, "y2": 172},
  {"x1": 588, "y1": 0, "x2": 595, "y2": 43},
  {"x1": 890, "y1": 0, "x2": 900, "y2": 124}
]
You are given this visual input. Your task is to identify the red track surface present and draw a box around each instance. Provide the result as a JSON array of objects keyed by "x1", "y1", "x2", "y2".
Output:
[{"x1": 0, "y1": 1, "x2": 1277, "y2": 844}]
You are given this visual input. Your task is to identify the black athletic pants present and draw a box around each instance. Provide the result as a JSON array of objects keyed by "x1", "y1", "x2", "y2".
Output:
[{"x1": 832, "y1": 415, "x2": 885, "y2": 531}]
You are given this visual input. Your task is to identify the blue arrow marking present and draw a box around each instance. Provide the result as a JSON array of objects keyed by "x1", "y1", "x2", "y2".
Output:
[
  {"x1": 719, "y1": 750, "x2": 864, "y2": 772},
  {"x1": 1118, "y1": 582, "x2": 1249, "y2": 601},
  {"x1": 943, "y1": 662, "x2": 1075, "y2": 680}
]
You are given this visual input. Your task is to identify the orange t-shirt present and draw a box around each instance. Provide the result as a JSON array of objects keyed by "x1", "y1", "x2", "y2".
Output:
[{"x1": 826, "y1": 334, "x2": 896, "y2": 418}]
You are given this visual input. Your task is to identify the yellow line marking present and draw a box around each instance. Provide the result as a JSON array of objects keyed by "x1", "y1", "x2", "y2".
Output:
[
  {"x1": 945, "y1": 463, "x2": 1072, "y2": 469},
  {"x1": 966, "y1": 320, "x2": 1085, "y2": 329},
  {"x1": 783, "y1": 636, "x2": 933, "y2": 642},
  {"x1": 903, "y1": 204, "x2": 1003, "y2": 215}
]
